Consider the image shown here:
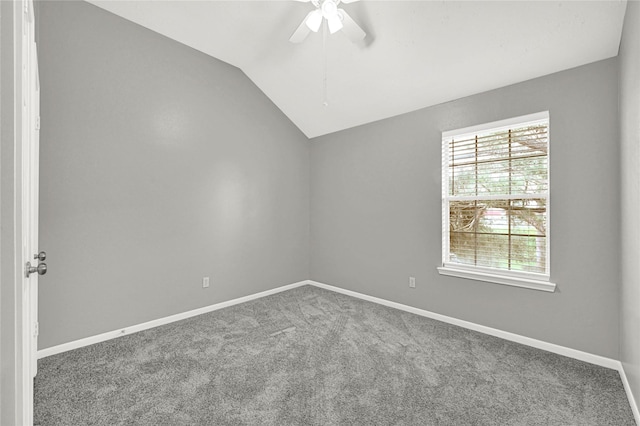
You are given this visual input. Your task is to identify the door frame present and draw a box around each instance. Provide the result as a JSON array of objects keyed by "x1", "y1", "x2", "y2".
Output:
[{"x1": 0, "y1": 0, "x2": 38, "y2": 424}]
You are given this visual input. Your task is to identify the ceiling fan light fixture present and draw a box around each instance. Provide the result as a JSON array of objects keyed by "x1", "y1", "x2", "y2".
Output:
[
  {"x1": 305, "y1": 9, "x2": 323, "y2": 32},
  {"x1": 289, "y1": 0, "x2": 365, "y2": 44},
  {"x1": 321, "y1": 0, "x2": 338, "y2": 18}
]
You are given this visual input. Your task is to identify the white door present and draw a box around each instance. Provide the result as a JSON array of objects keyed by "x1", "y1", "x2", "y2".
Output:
[
  {"x1": 20, "y1": 0, "x2": 42, "y2": 422},
  {"x1": 25, "y1": 29, "x2": 41, "y2": 379}
]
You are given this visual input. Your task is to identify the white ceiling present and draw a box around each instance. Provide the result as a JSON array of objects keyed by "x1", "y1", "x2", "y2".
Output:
[{"x1": 87, "y1": 0, "x2": 628, "y2": 138}]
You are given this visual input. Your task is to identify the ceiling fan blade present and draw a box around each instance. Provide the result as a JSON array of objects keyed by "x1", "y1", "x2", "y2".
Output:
[
  {"x1": 289, "y1": 13, "x2": 314, "y2": 43},
  {"x1": 305, "y1": 9, "x2": 323, "y2": 32},
  {"x1": 338, "y1": 9, "x2": 366, "y2": 42},
  {"x1": 339, "y1": 0, "x2": 360, "y2": 4},
  {"x1": 327, "y1": 15, "x2": 343, "y2": 34}
]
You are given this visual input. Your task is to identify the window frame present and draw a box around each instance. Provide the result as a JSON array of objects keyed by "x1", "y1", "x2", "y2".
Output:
[{"x1": 438, "y1": 111, "x2": 556, "y2": 292}]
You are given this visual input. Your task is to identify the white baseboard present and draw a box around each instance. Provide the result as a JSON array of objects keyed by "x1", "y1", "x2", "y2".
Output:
[
  {"x1": 308, "y1": 280, "x2": 620, "y2": 370},
  {"x1": 41, "y1": 278, "x2": 621, "y2": 369},
  {"x1": 37, "y1": 280, "x2": 309, "y2": 359},
  {"x1": 619, "y1": 362, "x2": 640, "y2": 425},
  {"x1": 38, "y1": 278, "x2": 638, "y2": 424},
  {"x1": 309, "y1": 280, "x2": 640, "y2": 422}
]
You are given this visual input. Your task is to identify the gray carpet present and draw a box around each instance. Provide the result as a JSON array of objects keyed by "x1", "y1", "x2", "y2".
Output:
[{"x1": 35, "y1": 285, "x2": 635, "y2": 425}]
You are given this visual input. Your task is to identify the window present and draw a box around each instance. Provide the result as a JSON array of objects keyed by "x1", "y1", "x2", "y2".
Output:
[{"x1": 438, "y1": 112, "x2": 555, "y2": 292}]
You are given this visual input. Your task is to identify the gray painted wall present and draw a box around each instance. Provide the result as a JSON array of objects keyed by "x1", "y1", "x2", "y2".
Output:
[
  {"x1": 620, "y1": 0, "x2": 640, "y2": 412},
  {"x1": 310, "y1": 58, "x2": 620, "y2": 359},
  {"x1": 37, "y1": 1, "x2": 310, "y2": 350},
  {"x1": 36, "y1": 0, "x2": 629, "y2": 372}
]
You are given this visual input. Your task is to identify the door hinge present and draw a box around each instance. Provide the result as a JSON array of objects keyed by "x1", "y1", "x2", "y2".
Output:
[
  {"x1": 34, "y1": 321, "x2": 39, "y2": 338},
  {"x1": 36, "y1": 116, "x2": 40, "y2": 130}
]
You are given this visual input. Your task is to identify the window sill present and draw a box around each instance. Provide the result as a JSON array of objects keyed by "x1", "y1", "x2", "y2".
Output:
[{"x1": 437, "y1": 266, "x2": 556, "y2": 292}]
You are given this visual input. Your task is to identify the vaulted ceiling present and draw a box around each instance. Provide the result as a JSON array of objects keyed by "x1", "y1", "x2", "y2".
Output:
[{"x1": 88, "y1": 0, "x2": 627, "y2": 138}]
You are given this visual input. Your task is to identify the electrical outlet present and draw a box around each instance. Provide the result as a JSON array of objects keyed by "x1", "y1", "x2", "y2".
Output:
[
  {"x1": 409, "y1": 277, "x2": 416, "y2": 288},
  {"x1": 202, "y1": 277, "x2": 210, "y2": 288}
]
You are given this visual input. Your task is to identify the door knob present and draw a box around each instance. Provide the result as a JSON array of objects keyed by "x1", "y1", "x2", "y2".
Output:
[
  {"x1": 34, "y1": 251, "x2": 46, "y2": 261},
  {"x1": 26, "y1": 261, "x2": 47, "y2": 277}
]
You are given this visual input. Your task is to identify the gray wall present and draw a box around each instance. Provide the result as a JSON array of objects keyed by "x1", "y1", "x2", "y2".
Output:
[
  {"x1": 37, "y1": 1, "x2": 310, "y2": 350},
  {"x1": 310, "y1": 58, "x2": 620, "y2": 359},
  {"x1": 620, "y1": 0, "x2": 640, "y2": 412},
  {"x1": 36, "y1": 0, "x2": 629, "y2": 368}
]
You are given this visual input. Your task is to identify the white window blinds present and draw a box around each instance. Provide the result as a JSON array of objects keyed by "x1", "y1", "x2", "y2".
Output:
[{"x1": 442, "y1": 112, "x2": 550, "y2": 278}]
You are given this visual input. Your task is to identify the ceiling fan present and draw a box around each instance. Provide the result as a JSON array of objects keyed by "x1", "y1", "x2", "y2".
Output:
[{"x1": 289, "y1": 0, "x2": 366, "y2": 43}]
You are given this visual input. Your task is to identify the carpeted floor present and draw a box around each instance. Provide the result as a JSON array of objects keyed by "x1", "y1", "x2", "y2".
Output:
[{"x1": 35, "y1": 285, "x2": 635, "y2": 425}]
